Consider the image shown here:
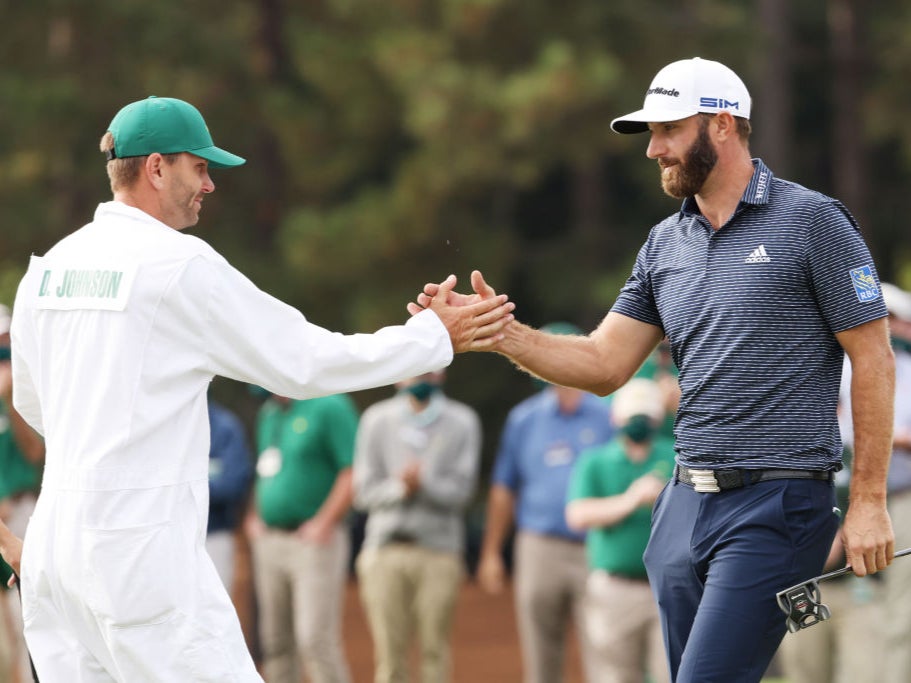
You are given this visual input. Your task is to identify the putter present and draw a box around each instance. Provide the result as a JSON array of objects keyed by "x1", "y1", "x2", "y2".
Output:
[{"x1": 776, "y1": 547, "x2": 911, "y2": 633}]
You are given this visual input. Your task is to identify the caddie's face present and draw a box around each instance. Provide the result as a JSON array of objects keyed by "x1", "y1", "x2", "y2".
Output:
[
  {"x1": 161, "y1": 153, "x2": 215, "y2": 230},
  {"x1": 646, "y1": 115, "x2": 718, "y2": 199}
]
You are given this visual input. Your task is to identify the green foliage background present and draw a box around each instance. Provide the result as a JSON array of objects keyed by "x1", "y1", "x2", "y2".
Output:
[{"x1": 2, "y1": 0, "x2": 909, "y2": 477}]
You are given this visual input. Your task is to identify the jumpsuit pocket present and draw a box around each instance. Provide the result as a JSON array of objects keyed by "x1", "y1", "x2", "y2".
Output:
[{"x1": 82, "y1": 521, "x2": 182, "y2": 628}]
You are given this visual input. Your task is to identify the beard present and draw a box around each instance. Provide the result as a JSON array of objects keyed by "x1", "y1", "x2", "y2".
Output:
[{"x1": 659, "y1": 120, "x2": 718, "y2": 199}]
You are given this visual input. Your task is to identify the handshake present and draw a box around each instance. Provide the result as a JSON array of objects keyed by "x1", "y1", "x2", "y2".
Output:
[{"x1": 408, "y1": 270, "x2": 515, "y2": 354}]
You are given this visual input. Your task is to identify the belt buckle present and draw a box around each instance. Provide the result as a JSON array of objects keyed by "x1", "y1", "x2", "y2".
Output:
[{"x1": 689, "y1": 468, "x2": 721, "y2": 493}]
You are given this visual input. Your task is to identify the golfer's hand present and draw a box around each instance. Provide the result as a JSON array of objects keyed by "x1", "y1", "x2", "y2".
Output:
[
  {"x1": 842, "y1": 499, "x2": 894, "y2": 576},
  {"x1": 416, "y1": 273, "x2": 514, "y2": 352},
  {"x1": 407, "y1": 270, "x2": 499, "y2": 314}
]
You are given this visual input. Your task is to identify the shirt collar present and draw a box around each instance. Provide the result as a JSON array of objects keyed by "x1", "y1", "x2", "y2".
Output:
[
  {"x1": 95, "y1": 201, "x2": 172, "y2": 231},
  {"x1": 679, "y1": 158, "x2": 774, "y2": 217}
]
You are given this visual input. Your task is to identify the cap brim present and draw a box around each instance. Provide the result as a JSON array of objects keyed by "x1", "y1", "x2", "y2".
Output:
[
  {"x1": 191, "y1": 145, "x2": 246, "y2": 169},
  {"x1": 610, "y1": 107, "x2": 696, "y2": 134}
]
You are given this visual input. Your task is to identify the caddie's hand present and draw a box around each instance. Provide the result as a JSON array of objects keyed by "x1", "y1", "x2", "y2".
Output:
[
  {"x1": 423, "y1": 274, "x2": 514, "y2": 352},
  {"x1": 842, "y1": 499, "x2": 894, "y2": 577},
  {"x1": 407, "y1": 270, "x2": 499, "y2": 315}
]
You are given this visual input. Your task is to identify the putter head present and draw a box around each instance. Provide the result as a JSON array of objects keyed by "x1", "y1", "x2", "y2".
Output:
[{"x1": 776, "y1": 580, "x2": 831, "y2": 632}]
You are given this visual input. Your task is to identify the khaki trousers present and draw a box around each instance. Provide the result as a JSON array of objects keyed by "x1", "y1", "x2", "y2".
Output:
[
  {"x1": 513, "y1": 532, "x2": 595, "y2": 683},
  {"x1": 356, "y1": 544, "x2": 463, "y2": 683},
  {"x1": 882, "y1": 487, "x2": 911, "y2": 683},
  {"x1": 252, "y1": 526, "x2": 351, "y2": 683},
  {"x1": 583, "y1": 572, "x2": 668, "y2": 683}
]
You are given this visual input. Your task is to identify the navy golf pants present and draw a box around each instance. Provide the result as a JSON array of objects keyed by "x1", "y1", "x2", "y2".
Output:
[{"x1": 644, "y1": 476, "x2": 839, "y2": 683}]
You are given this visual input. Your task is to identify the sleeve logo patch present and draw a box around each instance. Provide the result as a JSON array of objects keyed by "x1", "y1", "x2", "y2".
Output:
[{"x1": 849, "y1": 265, "x2": 880, "y2": 303}]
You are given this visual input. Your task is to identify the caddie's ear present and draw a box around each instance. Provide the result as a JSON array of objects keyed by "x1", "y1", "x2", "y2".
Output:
[{"x1": 145, "y1": 153, "x2": 167, "y2": 189}]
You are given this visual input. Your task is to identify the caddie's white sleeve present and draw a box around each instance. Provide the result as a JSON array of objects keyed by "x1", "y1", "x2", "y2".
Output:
[
  {"x1": 10, "y1": 269, "x2": 45, "y2": 436},
  {"x1": 182, "y1": 253, "x2": 453, "y2": 399}
]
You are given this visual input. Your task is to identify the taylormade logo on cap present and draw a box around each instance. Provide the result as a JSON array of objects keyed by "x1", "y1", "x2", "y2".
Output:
[{"x1": 611, "y1": 57, "x2": 751, "y2": 134}]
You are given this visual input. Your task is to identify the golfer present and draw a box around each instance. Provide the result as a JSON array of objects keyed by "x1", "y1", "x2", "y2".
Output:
[
  {"x1": 10, "y1": 96, "x2": 514, "y2": 681},
  {"x1": 412, "y1": 58, "x2": 895, "y2": 682}
]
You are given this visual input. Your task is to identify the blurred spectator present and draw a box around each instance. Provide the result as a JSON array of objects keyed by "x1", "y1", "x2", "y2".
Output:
[
  {"x1": 625, "y1": 341, "x2": 680, "y2": 440},
  {"x1": 477, "y1": 322, "x2": 614, "y2": 683},
  {"x1": 566, "y1": 377, "x2": 674, "y2": 683},
  {"x1": 245, "y1": 393, "x2": 358, "y2": 683},
  {"x1": 354, "y1": 370, "x2": 480, "y2": 683},
  {"x1": 206, "y1": 395, "x2": 254, "y2": 591},
  {"x1": 0, "y1": 303, "x2": 43, "y2": 683}
]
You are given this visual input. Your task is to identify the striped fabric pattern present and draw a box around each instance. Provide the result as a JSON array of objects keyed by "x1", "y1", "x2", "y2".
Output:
[{"x1": 612, "y1": 159, "x2": 887, "y2": 470}]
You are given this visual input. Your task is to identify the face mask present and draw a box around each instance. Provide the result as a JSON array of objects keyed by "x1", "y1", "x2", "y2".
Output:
[
  {"x1": 892, "y1": 336, "x2": 911, "y2": 355},
  {"x1": 403, "y1": 381, "x2": 438, "y2": 403},
  {"x1": 621, "y1": 414, "x2": 656, "y2": 444},
  {"x1": 247, "y1": 384, "x2": 271, "y2": 400}
]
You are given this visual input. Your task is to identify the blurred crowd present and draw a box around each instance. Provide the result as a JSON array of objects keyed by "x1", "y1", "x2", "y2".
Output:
[{"x1": 0, "y1": 281, "x2": 909, "y2": 683}]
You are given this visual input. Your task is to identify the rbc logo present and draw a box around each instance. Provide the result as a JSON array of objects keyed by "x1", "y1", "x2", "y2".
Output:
[
  {"x1": 849, "y1": 266, "x2": 880, "y2": 303},
  {"x1": 700, "y1": 97, "x2": 740, "y2": 110}
]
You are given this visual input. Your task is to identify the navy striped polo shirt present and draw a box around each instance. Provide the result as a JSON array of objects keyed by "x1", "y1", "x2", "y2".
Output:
[{"x1": 612, "y1": 159, "x2": 887, "y2": 470}]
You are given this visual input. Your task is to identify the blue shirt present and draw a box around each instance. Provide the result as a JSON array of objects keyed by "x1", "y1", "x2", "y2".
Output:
[
  {"x1": 492, "y1": 389, "x2": 614, "y2": 541},
  {"x1": 207, "y1": 400, "x2": 254, "y2": 533},
  {"x1": 612, "y1": 159, "x2": 887, "y2": 471}
]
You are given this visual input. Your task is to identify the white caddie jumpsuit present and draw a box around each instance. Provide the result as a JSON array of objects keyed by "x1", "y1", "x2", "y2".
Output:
[{"x1": 10, "y1": 201, "x2": 454, "y2": 682}]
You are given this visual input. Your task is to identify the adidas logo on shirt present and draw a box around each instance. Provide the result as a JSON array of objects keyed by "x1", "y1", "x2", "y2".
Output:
[{"x1": 745, "y1": 245, "x2": 771, "y2": 263}]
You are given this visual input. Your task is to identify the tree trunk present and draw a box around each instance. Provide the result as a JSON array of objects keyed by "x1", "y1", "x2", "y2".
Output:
[
  {"x1": 756, "y1": 0, "x2": 793, "y2": 175},
  {"x1": 828, "y1": 0, "x2": 869, "y2": 230}
]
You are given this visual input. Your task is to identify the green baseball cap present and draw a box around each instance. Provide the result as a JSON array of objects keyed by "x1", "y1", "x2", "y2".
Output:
[{"x1": 106, "y1": 96, "x2": 245, "y2": 168}]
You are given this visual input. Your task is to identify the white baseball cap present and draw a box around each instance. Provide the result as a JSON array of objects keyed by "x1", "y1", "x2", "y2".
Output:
[
  {"x1": 0, "y1": 304, "x2": 9, "y2": 336},
  {"x1": 882, "y1": 282, "x2": 911, "y2": 322},
  {"x1": 611, "y1": 378, "x2": 665, "y2": 424},
  {"x1": 611, "y1": 57, "x2": 751, "y2": 134}
]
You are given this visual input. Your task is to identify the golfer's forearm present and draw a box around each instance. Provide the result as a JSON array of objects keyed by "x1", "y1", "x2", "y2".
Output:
[
  {"x1": 497, "y1": 322, "x2": 619, "y2": 396},
  {"x1": 849, "y1": 355, "x2": 894, "y2": 504}
]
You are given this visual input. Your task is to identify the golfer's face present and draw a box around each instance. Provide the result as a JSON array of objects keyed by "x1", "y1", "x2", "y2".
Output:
[
  {"x1": 646, "y1": 115, "x2": 717, "y2": 199},
  {"x1": 646, "y1": 116, "x2": 699, "y2": 175},
  {"x1": 163, "y1": 153, "x2": 215, "y2": 230}
]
